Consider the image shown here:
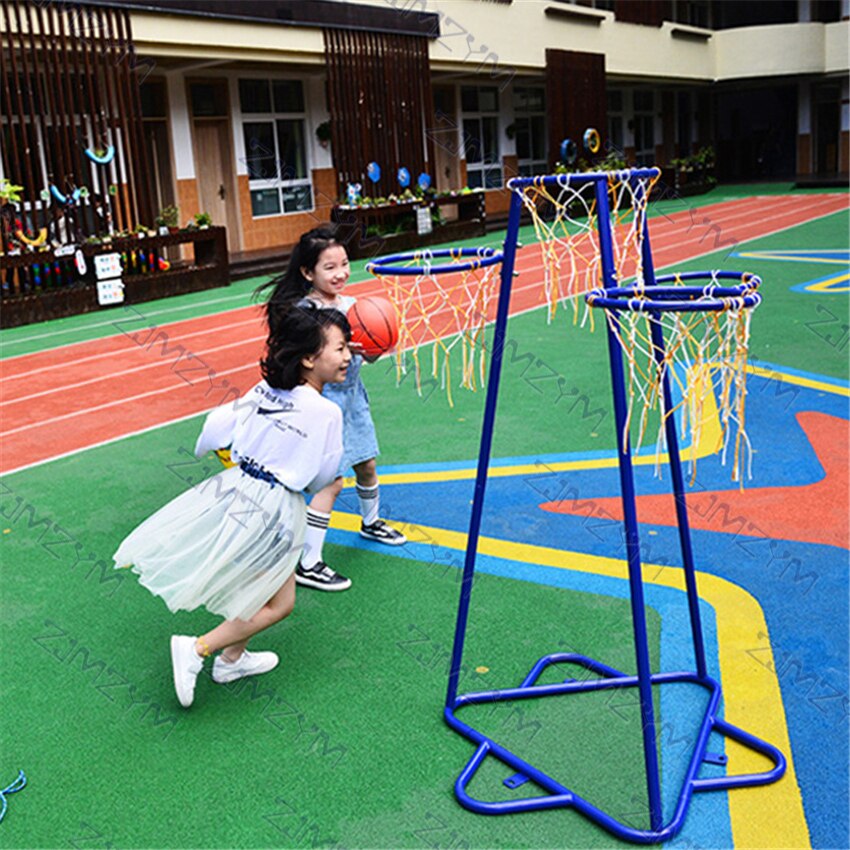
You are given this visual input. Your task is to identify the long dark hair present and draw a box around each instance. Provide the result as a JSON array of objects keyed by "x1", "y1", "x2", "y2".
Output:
[
  {"x1": 260, "y1": 301, "x2": 351, "y2": 390},
  {"x1": 258, "y1": 225, "x2": 342, "y2": 336}
]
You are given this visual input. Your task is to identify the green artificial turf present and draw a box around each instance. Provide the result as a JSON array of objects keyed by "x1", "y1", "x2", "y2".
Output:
[{"x1": 0, "y1": 416, "x2": 660, "y2": 849}]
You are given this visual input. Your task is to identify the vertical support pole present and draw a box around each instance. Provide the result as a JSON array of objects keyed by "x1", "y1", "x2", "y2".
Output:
[
  {"x1": 596, "y1": 176, "x2": 663, "y2": 831},
  {"x1": 445, "y1": 190, "x2": 522, "y2": 710},
  {"x1": 640, "y1": 220, "x2": 708, "y2": 679}
]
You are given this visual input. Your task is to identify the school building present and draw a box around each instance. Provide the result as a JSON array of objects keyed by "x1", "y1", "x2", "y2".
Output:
[{"x1": 1, "y1": 0, "x2": 848, "y2": 269}]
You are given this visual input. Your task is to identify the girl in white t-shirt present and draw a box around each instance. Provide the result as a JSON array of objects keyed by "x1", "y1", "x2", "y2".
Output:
[{"x1": 113, "y1": 304, "x2": 351, "y2": 708}]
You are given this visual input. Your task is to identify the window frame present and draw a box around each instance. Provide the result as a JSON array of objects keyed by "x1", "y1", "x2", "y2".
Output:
[
  {"x1": 513, "y1": 85, "x2": 547, "y2": 178},
  {"x1": 460, "y1": 84, "x2": 503, "y2": 190},
  {"x1": 238, "y1": 77, "x2": 313, "y2": 219}
]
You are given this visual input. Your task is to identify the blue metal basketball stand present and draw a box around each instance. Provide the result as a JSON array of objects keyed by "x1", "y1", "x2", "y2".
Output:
[{"x1": 441, "y1": 169, "x2": 787, "y2": 843}]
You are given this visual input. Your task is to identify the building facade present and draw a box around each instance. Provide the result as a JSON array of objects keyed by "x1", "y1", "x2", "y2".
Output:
[{"x1": 2, "y1": 0, "x2": 848, "y2": 261}]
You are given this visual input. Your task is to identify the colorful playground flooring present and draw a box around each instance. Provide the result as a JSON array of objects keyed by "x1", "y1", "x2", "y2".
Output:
[{"x1": 0, "y1": 186, "x2": 847, "y2": 849}]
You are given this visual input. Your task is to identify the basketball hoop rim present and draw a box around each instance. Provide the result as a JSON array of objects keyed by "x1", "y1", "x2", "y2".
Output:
[
  {"x1": 367, "y1": 247, "x2": 504, "y2": 276},
  {"x1": 507, "y1": 167, "x2": 661, "y2": 192},
  {"x1": 586, "y1": 271, "x2": 762, "y2": 313}
]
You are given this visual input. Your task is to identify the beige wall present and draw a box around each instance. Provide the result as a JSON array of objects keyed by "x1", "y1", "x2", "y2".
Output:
[
  {"x1": 131, "y1": 0, "x2": 842, "y2": 85},
  {"x1": 131, "y1": 12, "x2": 324, "y2": 65},
  {"x1": 714, "y1": 22, "x2": 848, "y2": 80}
]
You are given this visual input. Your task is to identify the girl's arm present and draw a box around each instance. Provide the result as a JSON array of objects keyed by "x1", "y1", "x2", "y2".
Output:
[{"x1": 194, "y1": 402, "x2": 239, "y2": 457}]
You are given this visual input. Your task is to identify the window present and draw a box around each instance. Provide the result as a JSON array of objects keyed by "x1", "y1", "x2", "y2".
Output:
[
  {"x1": 461, "y1": 85, "x2": 502, "y2": 189},
  {"x1": 239, "y1": 78, "x2": 312, "y2": 217},
  {"x1": 671, "y1": 0, "x2": 711, "y2": 27},
  {"x1": 190, "y1": 83, "x2": 227, "y2": 118},
  {"x1": 513, "y1": 86, "x2": 546, "y2": 177},
  {"x1": 607, "y1": 89, "x2": 624, "y2": 158},
  {"x1": 633, "y1": 90, "x2": 655, "y2": 166}
]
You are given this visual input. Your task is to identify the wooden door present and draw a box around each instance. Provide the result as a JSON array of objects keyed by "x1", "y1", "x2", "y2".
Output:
[
  {"x1": 431, "y1": 85, "x2": 462, "y2": 196},
  {"x1": 193, "y1": 119, "x2": 239, "y2": 251}
]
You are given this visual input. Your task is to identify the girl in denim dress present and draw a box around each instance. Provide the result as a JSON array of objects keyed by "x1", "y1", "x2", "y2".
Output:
[{"x1": 262, "y1": 225, "x2": 407, "y2": 591}]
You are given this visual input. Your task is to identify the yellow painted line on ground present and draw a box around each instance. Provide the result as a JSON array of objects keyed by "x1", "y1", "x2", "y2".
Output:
[
  {"x1": 343, "y1": 364, "x2": 847, "y2": 489},
  {"x1": 746, "y1": 364, "x2": 850, "y2": 397},
  {"x1": 803, "y1": 273, "x2": 849, "y2": 293},
  {"x1": 347, "y1": 373, "x2": 723, "y2": 487},
  {"x1": 736, "y1": 251, "x2": 848, "y2": 265},
  {"x1": 332, "y1": 512, "x2": 810, "y2": 848}
]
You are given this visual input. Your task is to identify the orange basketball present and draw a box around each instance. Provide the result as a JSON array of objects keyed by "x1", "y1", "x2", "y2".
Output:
[{"x1": 348, "y1": 295, "x2": 399, "y2": 358}]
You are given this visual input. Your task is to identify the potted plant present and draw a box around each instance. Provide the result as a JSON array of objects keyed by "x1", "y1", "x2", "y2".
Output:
[
  {"x1": 194, "y1": 211, "x2": 212, "y2": 230},
  {"x1": 155, "y1": 204, "x2": 180, "y2": 233},
  {"x1": 315, "y1": 121, "x2": 331, "y2": 149}
]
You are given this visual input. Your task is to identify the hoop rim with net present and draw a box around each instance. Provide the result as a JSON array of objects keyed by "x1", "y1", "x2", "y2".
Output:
[
  {"x1": 586, "y1": 272, "x2": 762, "y2": 313},
  {"x1": 366, "y1": 246, "x2": 504, "y2": 276},
  {"x1": 506, "y1": 166, "x2": 661, "y2": 192}
]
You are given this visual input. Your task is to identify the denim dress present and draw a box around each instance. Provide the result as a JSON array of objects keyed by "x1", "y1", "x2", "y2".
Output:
[
  {"x1": 323, "y1": 351, "x2": 379, "y2": 475},
  {"x1": 300, "y1": 294, "x2": 380, "y2": 475}
]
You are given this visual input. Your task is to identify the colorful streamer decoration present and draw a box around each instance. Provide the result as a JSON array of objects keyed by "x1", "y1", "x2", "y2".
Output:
[
  {"x1": 49, "y1": 185, "x2": 82, "y2": 205},
  {"x1": 84, "y1": 145, "x2": 116, "y2": 165},
  {"x1": 15, "y1": 228, "x2": 48, "y2": 247}
]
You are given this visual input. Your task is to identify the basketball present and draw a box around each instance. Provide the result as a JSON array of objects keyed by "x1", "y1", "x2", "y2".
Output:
[{"x1": 348, "y1": 295, "x2": 399, "y2": 358}]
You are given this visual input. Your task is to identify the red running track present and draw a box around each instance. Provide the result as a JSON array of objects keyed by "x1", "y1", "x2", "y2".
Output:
[{"x1": 1, "y1": 193, "x2": 846, "y2": 475}]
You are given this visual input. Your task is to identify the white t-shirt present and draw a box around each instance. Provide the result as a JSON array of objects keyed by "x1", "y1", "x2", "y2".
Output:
[{"x1": 194, "y1": 381, "x2": 343, "y2": 494}]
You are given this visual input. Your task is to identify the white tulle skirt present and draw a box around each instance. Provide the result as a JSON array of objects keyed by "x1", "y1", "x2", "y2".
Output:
[{"x1": 114, "y1": 466, "x2": 305, "y2": 621}]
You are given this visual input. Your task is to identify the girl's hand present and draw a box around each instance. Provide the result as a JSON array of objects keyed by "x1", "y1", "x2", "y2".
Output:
[{"x1": 348, "y1": 340, "x2": 381, "y2": 363}]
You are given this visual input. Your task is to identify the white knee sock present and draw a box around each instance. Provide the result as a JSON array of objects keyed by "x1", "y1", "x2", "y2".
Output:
[
  {"x1": 302, "y1": 508, "x2": 331, "y2": 568},
  {"x1": 356, "y1": 483, "x2": 380, "y2": 526}
]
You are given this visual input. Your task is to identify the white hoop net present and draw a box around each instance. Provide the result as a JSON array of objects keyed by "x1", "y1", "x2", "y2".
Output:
[
  {"x1": 369, "y1": 249, "x2": 502, "y2": 406},
  {"x1": 513, "y1": 171, "x2": 659, "y2": 321},
  {"x1": 513, "y1": 171, "x2": 761, "y2": 484},
  {"x1": 587, "y1": 275, "x2": 760, "y2": 485}
]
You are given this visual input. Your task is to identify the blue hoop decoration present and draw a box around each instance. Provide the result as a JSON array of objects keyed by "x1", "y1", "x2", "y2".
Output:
[
  {"x1": 49, "y1": 185, "x2": 82, "y2": 205},
  {"x1": 397, "y1": 167, "x2": 411, "y2": 188},
  {"x1": 559, "y1": 138, "x2": 577, "y2": 165},
  {"x1": 583, "y1": 127, "x2": 601, "y2": 154},
  {"x1": 367, "y1": 247, "x2": 503, "y2": 277},
  {"x1": 417, "y1": 172, "x2": 431, "y2": 191},
  {"x1": 367, "y1": 162, "x2": 381, "y2": 183},
  {"x1": 586, "y1": 272, "x2": 761, "y2": 313},
  {"x1": 84, "y1": 145, "x2": 115, "y2": 165}
]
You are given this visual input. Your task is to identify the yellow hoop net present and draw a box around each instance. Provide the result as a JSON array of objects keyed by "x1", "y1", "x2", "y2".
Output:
[
  {"x1": 368, "y1": 248, "x2": 502, "y2": 406},
  {"x1": 513, "y1": 170, "x2": 760, "y2": 484},
  {"x1": 513, "y1": 171, "x2": 660, "y2": 321},
  {"x1": 588, "y1": 276, "x2": 760, "y2": 485}
]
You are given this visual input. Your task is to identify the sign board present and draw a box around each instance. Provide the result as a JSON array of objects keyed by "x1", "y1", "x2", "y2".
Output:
[
  {"x1": 94, "y1": 252, "x2": 124, "y2": 305},
  {"x1": 416, "y1": 205, "x2": 433, "y2": 236},
  {"x1": 97, "y1": 278, "x2": 125, "y2": 305},
  {"x1": 94, "y1": 252, "x2": 122, "y2": 281}
]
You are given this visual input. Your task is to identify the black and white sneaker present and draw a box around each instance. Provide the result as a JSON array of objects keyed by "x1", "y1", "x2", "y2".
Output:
[
  {"x1": 295, "y1": 561, "x2": 352, "y2": 591},
  {"x1": 360, "y1": 519, "x2": 407, "y2": 545}
]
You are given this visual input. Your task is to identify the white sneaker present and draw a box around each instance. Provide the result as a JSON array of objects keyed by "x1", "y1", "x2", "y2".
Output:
[
  {"x1": 171, "y1": 635, "x2": 204, "y2": 708},
  {"x1": 211, "y1": 649, "x2": 280, "y2": 684}
]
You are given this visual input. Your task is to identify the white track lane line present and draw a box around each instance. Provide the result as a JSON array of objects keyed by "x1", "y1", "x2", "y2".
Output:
[
  {"x1": 2, "y1": 196, "x2": 843, "y2": 440},
  {"x1": 0, "y1": 290, "x2": 261, "y2": 349},
  {"x1": 2, "y1": 315, "x2": 265, "y2": 380},
  {"x1": 0, "y1": 361, "x2": 260, "y2": 438},
  {"x1": 3, "y1": 194, "x2": 833, "y2": 361},
  {"x1": 1, "y1": 333, "x2": 267, "y2": 406}
]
